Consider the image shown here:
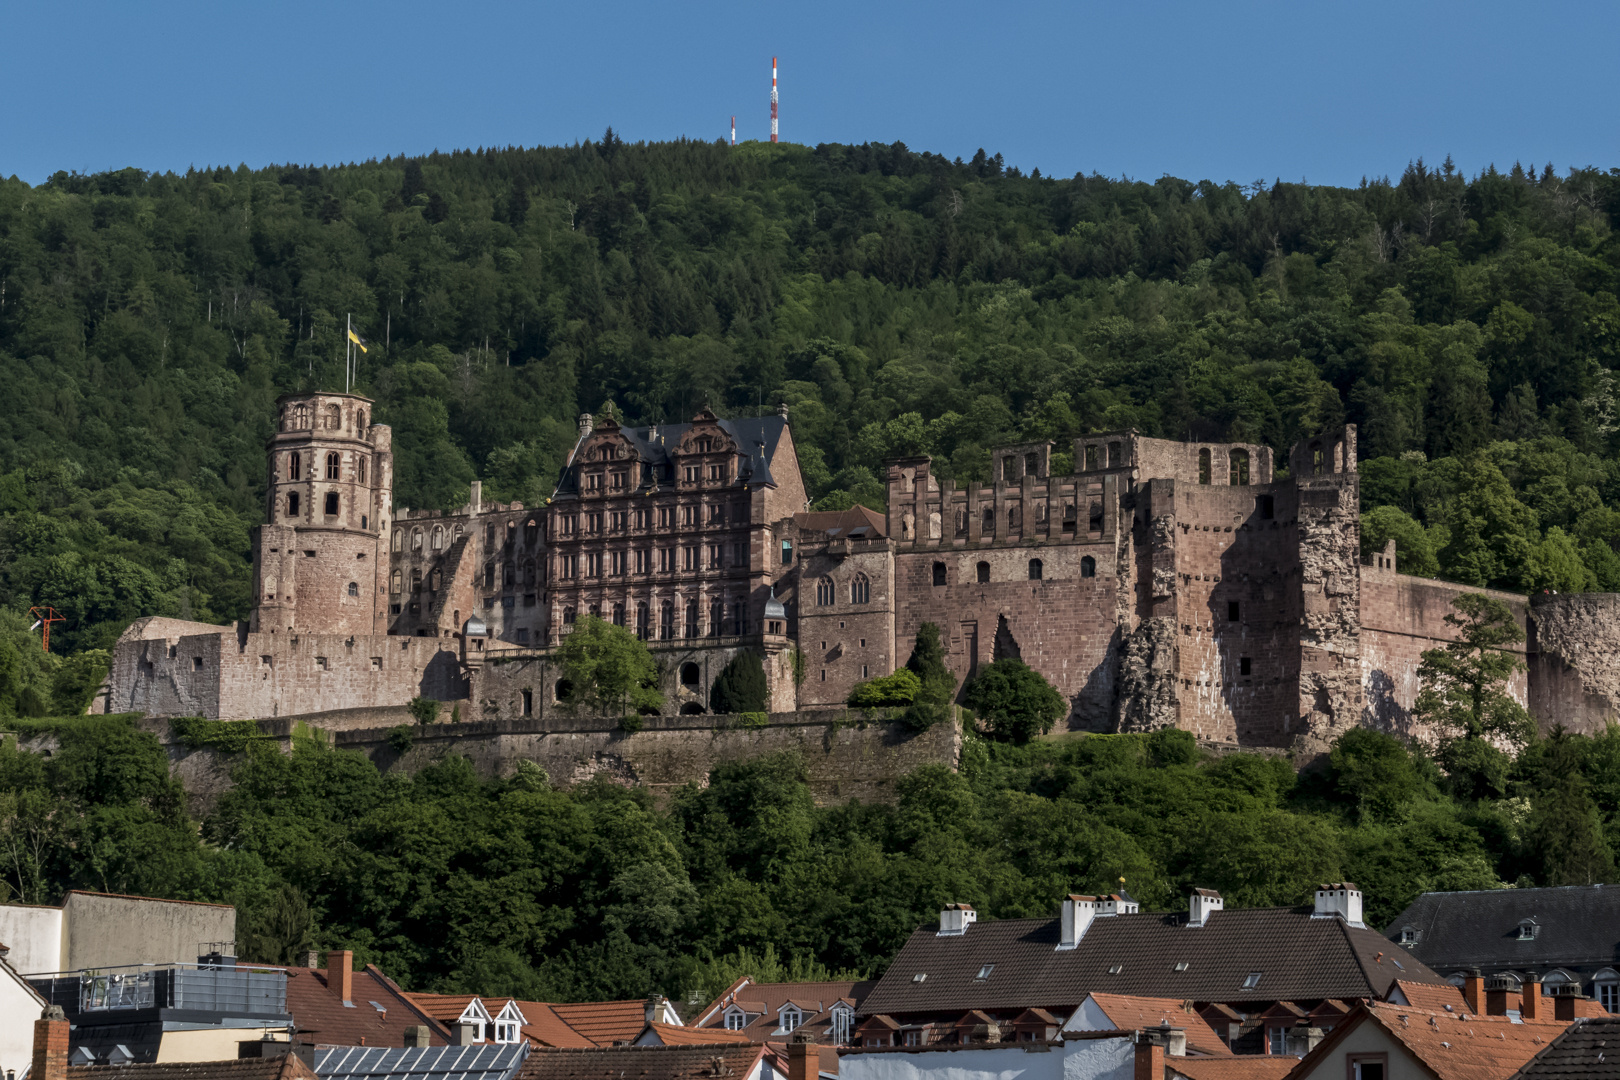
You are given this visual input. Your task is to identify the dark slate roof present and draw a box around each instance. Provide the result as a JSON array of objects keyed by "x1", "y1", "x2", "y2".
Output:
[
  {"x1": 1384, "y1": 886, "x2": 1620, "y2": 974},
  {"x1": 858, "y1": 906, "x2": 1449, "y2": 1017},
  {"x1": 316, "y1": 1044, "x2": 529, "y2": 1080},
  {"x1": 553, "y1": 414, "x2": 788, "y2": 499},
  {"x1": 1510, "y1": 1016, "x2": 1620, "y2": 1078}
]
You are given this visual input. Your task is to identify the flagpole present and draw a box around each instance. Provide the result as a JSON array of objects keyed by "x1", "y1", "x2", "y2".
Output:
[{"x1": 346, "y1": 313, "x2": 352, "y2": 393}]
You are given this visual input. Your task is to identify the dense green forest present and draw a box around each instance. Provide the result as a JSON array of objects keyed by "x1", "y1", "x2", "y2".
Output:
[
  {"x1": 3, "y1": 138, "x2": 1620, "y2": 666},
  {"x1": 0, "y1": 718, "x2": 1613, "y2": 999}
]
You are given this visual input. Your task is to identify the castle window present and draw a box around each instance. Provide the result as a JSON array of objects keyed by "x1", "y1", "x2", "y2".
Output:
[
  {"x1": 1198, "y1": 449, "x2": 1211, "y2": 485},
  {"x1": 611, "y1": 511, "x2": 627, "y2": 532},
  {"x1": 1258, "y1": 494, "x2": 1274, "y2": 519},
  {"x1": 324, "y1": 492, "x2": 339, "y2": 516},
  {"x1": 412, "y1": 528, "x2": 423, "y2": 550},
  {"x1": 685, "y1": 601, "x2": 699, "y2": 638},
  {"x1": 392, "y1": 529, "x2": 402, "y2": 552},
  {"x1": 660, "y1": 601, "x2": 674, "y2": 640},
  {"x1": 1228, "y1": 601, "x2": 1240, "y2": 622},
  {"x1": 683, "y1": 465, "x2": 700, "y2": 484},
  {"x1": 710, "y1": 599, "x2": 724, "y2": 636},
  {"x1": 326, "y1": 452, "x2": 340, "y2": 480},
  {"x1": 347, "y1": 582, "x2": 359, "y2": 597},
  {"x1": 288, "y1": 452, "x2": 301, "y2": 481},
  {"x1": 411, "y1": 569, "x2": 422, "y2": 592},
  {"x1": 781, "y1": 540, "x2": 793, "y2": 565},
  {"x1": 431, "y1": 526, "x2": 443, "y2": 550},
  {"x1": 1240, "y1": 656, "x2": 1252, "y2": 675},
  {"x1": 1025, "y1": 452, "x2": 1038, "y2": 477},
  {"x1": 1008, "y1": 505, "x2": 1020, "y2": 531},
  {"x1": 682, "y1": 505, "x2": 697, "y2": 527},
  {"x1": 611, "y1": 471, "x2": 627, "y2": 490},
  {"x1": 587, "y1": 513, "x2": 602, "y2": 535},
  {"x1": 681, "y1": 662, "x2": 701, "y2": 686},
  {"x1": 390, "y1": 571, "x2": 402, "y2": 595},
  {"x1": 1108, "y1": 441, "x2": 1122, "y2": 467},
  {"x1": 933, "y1": 562, "x2": 946, "y2": 586},
  {"x1": 1081, "y1": 556, "x2": 1096, "y2": 578},
  {"x1": 612, "y1": 551, "x2": 627, "y2": 576},
  {"x1": 562, "y1": 608, "x2": 576, "y2": 626},
  {"x1": 1229, "y1": 449, "x2": 1250, "y2": 485},
  {"x1": 1003, "y1": 456, "x2": 1018, "y2": 483},
  {"x1": 956, "y1": 509, "x2": 968, "y2": 535},
  {"x1": 708, "y1": 463, "x2": 725, "y2": 482},
  {"x1": 612, "y1": 603, "x2": 626, "y2": 627},
  {"x1": 521, "y1": 689, "x2": 533, "y2": 716},
  {"x1": 976, "y1": 561, "x2": 990, "y2": 583},
  {"x1": 585, "y1": 472, "x2": 602, "y2": 492},
  {"x1": 708, "y1": 543, "x2": 723, "y2": 569},
  {"x1": 585, "y1": 554, "x2": 601, "y2": 578},
  {"x1": 1028, "y1": 559, "x2": 1043, "y2": 580},
  {"x1": 709, "y1": 504, "x2": 725, "y2": 525},
  {"x1": 1085, "y1": 445, "x2": 1098, "y2": 471},
  {"x1": 359, "y1": 456, "x2": 368, "y2": 484},
  {"x1": 488, "y1": 523, "x2": 498, "y2": 547},
  {"x1": 731, "y1": 600, "x2": 745, "y2": 635},
  {"x1": 851, "y1": 574, "x2": 871, "y2": 604},
  {"x1": 635, "y1": 549, "x2": 649, "y2": 574},
  {"x1": 484, "y1": 562, "x2": 496, "y2": 587},
  {"x1": 287, "y1": 492, "x2": 301, "y2": 517},
  {"x1": 636, "y1": 602, "x2": 650, "y2": 640},
  {"x1": 430, "y1": 569, "x2": 441, "y2": 590},
  {"x1": 982, "y1": 506, "x2": 995, "y2": 534},
  {"x1": 816, "y1": 577, "x2": 835, "y2": 606},
  {"x1": 327, "y1": 404, "x2": 341, "y2": 429},
  {"x1": 525, "y1": 519, "x2": 540, "y2": 546},
  {"x1": 1311, "y1": 442, "x2": 1324, "y2": 475}
]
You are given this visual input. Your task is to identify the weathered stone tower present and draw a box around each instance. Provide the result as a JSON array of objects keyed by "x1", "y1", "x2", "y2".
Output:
[{"x1": 251, "y1": 393, "x2": 393, "y2": 636}]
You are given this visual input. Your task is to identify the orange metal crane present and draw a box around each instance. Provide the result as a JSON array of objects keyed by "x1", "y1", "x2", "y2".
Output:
[{"x1": 28, "y1": 606, "x2": 64, "y2": 653}]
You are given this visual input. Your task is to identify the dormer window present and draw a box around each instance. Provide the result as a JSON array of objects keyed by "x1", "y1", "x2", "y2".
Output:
[
  {"x1": 779, "y1": 1006, "x2": 802, "y2": 1033},
  {"x1": 1400, "y1": 926, "x2": 1421, "y2": 946},
  {"x1": 724, "y1": 1006, "x2": 748, "y2": 1031},
  {"x1": 492, "y1": 1001, "x2": 527, "y2": 1044},
  {"x1": 494, "y1": 1021, "x2": 520, "y2": 1043},
  {"x1": 1517, "y1": 920, "x2": 1539, "y2": 940},
  {"x1": 831, "y1": 1005, "x2": 853, "y2": 1045},
  {"x1": 455, "y1": 999, "x2": 495, "y2": 1042}
]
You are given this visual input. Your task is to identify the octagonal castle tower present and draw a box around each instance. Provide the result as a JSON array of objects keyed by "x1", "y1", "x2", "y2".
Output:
[{"x1": 251, "y1": 393, "x2": 393, "y2": 635}]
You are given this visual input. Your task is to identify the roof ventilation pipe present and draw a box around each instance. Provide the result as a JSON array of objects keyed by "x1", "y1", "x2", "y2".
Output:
[
  {"x1": 1187, "y1": 889, "x2": 1223, "y2": 927},
  {"x1": 1058, "y1": 895, "x2": 1096, "y2": 950},
  {"x1": 938, "y1": 903, "x2": 976, "y2": 936},
  {"x1": 1312, "y1": 882, "x2": 1365, "y2": 928}
]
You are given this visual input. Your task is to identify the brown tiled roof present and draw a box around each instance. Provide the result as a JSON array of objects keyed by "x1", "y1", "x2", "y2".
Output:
[
  {"x1": 516, "y1": 1043, "x2": 764, "y2": 1080},
  {"x1": 287, "y1": 965, "x2": 450, "y2": 1047},
  {"x1": 1391, "y1": 980, "x2": 1469, "y2": 1012},
  {"x1": 792, "y1": 507, "x2": 886, "y2": 537},
  {"x1": 643, "y1": 1023, "x2": 754, "y2": 1047},
  {"x1": 1079, "y1": 993, "x2": 1232, "y2": 1057},
  {"x1": 547, "y1": 1001, "x2": 658, "y2": 1046},
  {"x1": 693, "y1": 979, "x2": 875, "y2": 1044},
  {"x1": 513, "y1": 1003, "x2": 601, "y2": 1049},
  {"x1": 70, "y1": 1058, "x2": 315, "y2": 1080},
  {"x1": 1168, "y1": 1059, "x2": 1297, "y2": 1080},
  {"x1": 1286, "y1": 1001, "x2": 1572, "y2": 1080},
  {"x1": 1509, "y1": 1016, "x2": 1620, "y2": 1078},
  {"x1": 859, "y1": 907, "x2": 1449, "y2": 1017}
]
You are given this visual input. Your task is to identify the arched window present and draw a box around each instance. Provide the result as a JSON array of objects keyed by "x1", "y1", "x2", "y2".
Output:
[
  {"x1": 1024, "y1": 452, "x2": 1038, "y2": 477},
  {"x1": 1198, "y1": 448, "x2": 1211, "y2": 485},
  {"x1": 1593, "y1": 968, "x2": 1619, "y2": 1012},
  {"x1": 524, "y1": 518, "x2": 539, "y2": 546},
  {"x1": 326, "y1": 452, "x2": 340, "y2": 480},
  {"x1": 347, "y1": 581, "x2": 359, "y2": 597},
  {"x1": 933, "y1": 561, "x2": 947, "y2": 586},
  {"x1": 681, "y1": 662, "x2": 701, "y2": 686},
  {"x1": 1229, "y1": 448, "x2": 1250, "y2": 485},
  {"x1": 483, "y1": 562, "x2": 495, "y2": 588},
  {"x1": 454, "y1": 524, "x2": 464, "y2": 540},
  {"x1": 503, "y1": 563, "x2": 515, "y2": 587},
  {"x1": 392, "y1": 529, "x2": 403, "y2": 552},
  {"x1": 1028, "y1": 559, "x2": 1043, "y2": 580},
  {"x1": 287, "y1": 492, "x2": 300, "y2": 517},
  {"x1": 562, "y1": 607, "x2": 577, "y2": 626},
  {"x1": 1080, "y1": 556, "x2": 1096, "y2": 578},
  {"x1": 816, "y1": 577, "x2": 835, "y2": 605},
  {"x1": 1008, "y1": 505, "x2": 1020, "y2": 531},
  {"x1": 412, "y1": 528, "x2": 423, "y2": 550},
  {"x1": 955, "y1": 509, "x2": 968, "y2": 535},
  {"x1": 684, "y1": 601, "x2": 699, "y2": 638},
  {"x1": 431, "y1": 526, "x2": 444, "y2": 551},
  {"x1": 359, "y1": 456, "x2": 368, "y2": 484},
  {"x1": 390, "y1": 570, "x2": 402, "y2": 595},
  {"x1": 850, "y1": 574, "x2": 870, "y2": 604},
  {"x1": 288, "y1": 452, "x2": 302, "y2": 481},
  {"x1": 326, "y1": 404, "x2": 341, "y2": 429},
  {"x1": 976, "y1": 561, "x2": 990, "y2": 583},
  {"x1": 982, "y1": 506, "x2": 995, "y2": 534},
  {"x1": 710, "y1": 598, "x2": 724, "y2": 636},
  {"x1": 660, "y1": 601, "x2": 675, "y2": 640},
  {"x1": 612, "y1": 603, "x2": 625, "y2": 627},
  {"x1": 636, "y1": 602, "x2": 650, "y2": 640}
]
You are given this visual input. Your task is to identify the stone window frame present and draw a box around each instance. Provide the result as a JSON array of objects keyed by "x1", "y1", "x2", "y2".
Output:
[{"x1": 850, "y1": 574, "x2": 871, "y2": 605}]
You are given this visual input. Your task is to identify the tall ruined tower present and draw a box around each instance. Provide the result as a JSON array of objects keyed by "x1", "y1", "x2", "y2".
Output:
[{"x1": 251, "y1": 393, "x2": 393, "y2": 636}]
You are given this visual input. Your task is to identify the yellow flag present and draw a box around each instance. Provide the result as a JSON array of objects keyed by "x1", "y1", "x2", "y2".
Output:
[{"x1": 347, "y1": 328, "x2": 368, "y2": 353}]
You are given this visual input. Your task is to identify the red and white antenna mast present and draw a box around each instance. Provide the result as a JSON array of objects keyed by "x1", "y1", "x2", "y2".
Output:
[
  {"x1": 770, "y1": 56, "x2": 778, "y2": 143},
  {"x1": 731, "y1": 115, "x2": 736, "y2": 146}
]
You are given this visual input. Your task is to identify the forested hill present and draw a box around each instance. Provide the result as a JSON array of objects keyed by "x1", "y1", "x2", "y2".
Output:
[{"x1": 3, "y1": 137, "x2": 1620, "y2": 658}]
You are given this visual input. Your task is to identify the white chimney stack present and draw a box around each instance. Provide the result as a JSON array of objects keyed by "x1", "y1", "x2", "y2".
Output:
[
  {"x1": 1187, "y1": 888, "x2": 1223, "y2": 927},
  {"x1": 938, "y1": 903, "x2": 977, "y2": 936},
  {"x1": 1312, "y1": 883, "x2": 1364, "y2": 928},
  {"x1": 1058, "y1": 895, "x2": 1097, "y2": 950}
]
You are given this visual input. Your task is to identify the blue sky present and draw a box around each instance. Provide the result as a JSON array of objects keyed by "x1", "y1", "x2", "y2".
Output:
[{"x1": 3, "y1": 0, "x2": 1616, "y2": 187}]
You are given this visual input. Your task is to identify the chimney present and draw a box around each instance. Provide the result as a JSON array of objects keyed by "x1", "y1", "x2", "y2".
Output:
[
  {"x1": 469, "y1": 480, "x2": 483, "y2": 515},
  {"x1": 404, "y1": 1026, "x2": 432, "y2": 1049},
  {"x1": 578, "y1": 413, "x2": 594, "y2": 440},
  {"x1": 1133, "y1": 1030, "x2": 1167, "y2": 1080},
  {"x1": 457, "y1": 1021, "x2": 481, "y2": 1047},
  {"x1": 1462, "y1": 969, "x2": 1484, "y2": 1015},
  {"x1": 938, "y1": 903, "x2": 976, "y2": 936},
  {"x1": 300, "y1": 950, "x2": 321, "y2": 969},
  {"x1": 1187, "y1": 889, "x2": 1223, "y2": 928},
  {"x1": 1059, "y1": 895, "x2": 1097, "y2": 949},
  {"x1": 646, "y1": 995, "x2": 665, "y2": 1027},
  {"x1": 1555, "y1": 992, "x2": 1584, "y2": 1022},
  {"x1": 1311, "y1": 883, "x2": 1365, "y2": 928},
  {"x1": 327, "y1": 949, "x2": 353, "y2": 1005},
  {"x1": 1485, "y1": 978, "x2": 1513, "y2": 1016},
  {"x1": 33, "y1": 1006, "x2": 68, "y2": 1080},
  {"x1": 1522, "y1": 977, "x2": 1542, "y2": 1021},
  {"x1": 787, "y1": 1033, "x2": 816, "y2": 1080}
]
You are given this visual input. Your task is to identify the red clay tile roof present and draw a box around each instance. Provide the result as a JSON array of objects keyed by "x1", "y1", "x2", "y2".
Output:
[
  {"x1": 693, "y1": 979, "x2": 874, "y2": 1045},
  {"x1": 1286, "y1": 1001, "x2": 1572, "y2": 1080},
  {"x1": 860, "y1": 907, "x2": 1449, "y2": 1018},
  {"x1": 513, "y1": 1003, "x2": 601, "y2": 1049},
  {"x1": 1078, "y1": 993, "x2": 1232, "y2": 1057},
  {"x1": 516, "y1": 1043, "x2": 765, "y2": 1080},
  {"x1": 1169, "y1": 1058, "x2": 1297, "y2": 1080},
  {"x1": 643, "y1": 1023, "x2": 754, "y2": 1047},
  {"x1": 1391, "y1": 980, "x2": 1470, "y2": 1012},
  {"x1": 547, "y1": 1001, "x2": 658, "y2": 1046},
  {"x1": 70, "y1": 1058, "x2": 315, "y2": 1080},
  {"x1": 287, "y1": 964, "x2": 449, "y2": 1047}
]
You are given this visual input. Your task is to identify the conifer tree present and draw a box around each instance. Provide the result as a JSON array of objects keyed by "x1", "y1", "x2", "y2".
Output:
[
  {"x1": 903, "y1": 622, "x2": 956, "y2": 730},
  {"x1": 711, "y1": 650, "x2": 768, "y2": 714}
]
